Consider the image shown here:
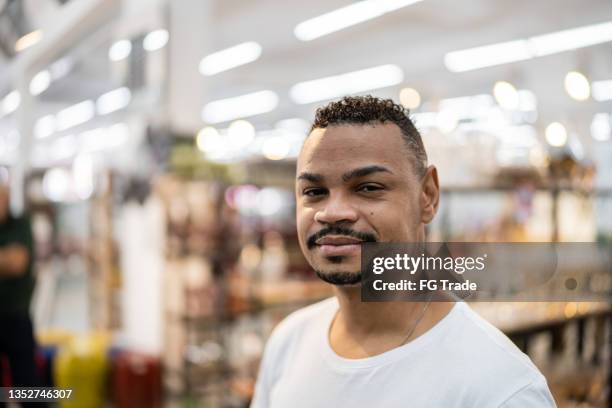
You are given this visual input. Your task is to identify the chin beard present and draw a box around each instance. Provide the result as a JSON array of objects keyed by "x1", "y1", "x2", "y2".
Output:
[{"x1": 315, "y1": 270, "x2": 361, "y2": 285}]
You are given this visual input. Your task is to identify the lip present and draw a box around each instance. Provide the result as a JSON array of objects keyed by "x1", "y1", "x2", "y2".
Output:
[{"x1": 315, "y1": 235, "x2": 362, "y2": 257}]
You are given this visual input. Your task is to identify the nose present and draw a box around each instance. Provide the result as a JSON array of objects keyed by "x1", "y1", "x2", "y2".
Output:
[{"x1": 314, "y1": 192, "x2": 358, "y2": 225}]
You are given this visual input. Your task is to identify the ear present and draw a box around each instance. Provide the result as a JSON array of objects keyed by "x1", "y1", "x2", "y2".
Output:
[{"x1": 419, "y1": 165, "x2": 440, "y2": 224}]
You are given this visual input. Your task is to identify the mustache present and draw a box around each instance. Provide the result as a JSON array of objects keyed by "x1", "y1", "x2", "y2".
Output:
[{"x1": 306, "y1": 225, "x2": 378, "y2": 249}]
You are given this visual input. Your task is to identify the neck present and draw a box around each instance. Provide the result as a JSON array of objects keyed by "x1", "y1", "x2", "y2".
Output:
[
  {"x1": 328, "y1": 285, "x2": 456, "y2": 358},
  {"x1": 332, "y1": 285, "x2": 426, "y2": 336}
]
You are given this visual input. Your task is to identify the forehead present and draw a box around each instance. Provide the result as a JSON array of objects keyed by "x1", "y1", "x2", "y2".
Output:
[{"x1": 297, "y1": 123, "x2": 412, "y2": 176}]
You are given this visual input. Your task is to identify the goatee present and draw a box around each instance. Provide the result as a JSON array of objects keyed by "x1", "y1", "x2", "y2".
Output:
[{"x1": 315, "y1": 270, "x2": 361, "y2": 285}]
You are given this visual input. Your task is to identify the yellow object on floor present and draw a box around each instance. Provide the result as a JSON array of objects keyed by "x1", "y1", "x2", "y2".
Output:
[{"x1": 53, "y1": 332, "x2": 110, "y2": 408}]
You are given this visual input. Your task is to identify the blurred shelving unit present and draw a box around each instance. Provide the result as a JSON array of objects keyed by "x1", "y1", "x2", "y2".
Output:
[
  {"x1": 157, "y1": 174, "x2": 330, "y2": 406},
  {"x1": 432, "y1": 163, "x2": 612, "y2": 407}
]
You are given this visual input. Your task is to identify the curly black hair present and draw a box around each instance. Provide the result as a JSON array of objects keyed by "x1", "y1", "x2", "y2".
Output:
[{"x1": 310, "y1": 95, "x2": 427, "y2": 176}]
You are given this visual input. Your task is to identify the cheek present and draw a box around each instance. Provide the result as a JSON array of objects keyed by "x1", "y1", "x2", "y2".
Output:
[
  {"x1": 364, "y1": 201, "x2": 419, "y2": 240},
  {"x1": 296, "y1": 206, "x2": 314, "y2": 244}
]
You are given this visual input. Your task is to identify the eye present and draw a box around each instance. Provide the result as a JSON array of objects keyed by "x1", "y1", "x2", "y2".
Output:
[
  {"x1": 303, "y1": 188, "x2": 328, "y2": 197},
  {"x1": 357, "y1": 184, "x2": 384, "y2": 193}
]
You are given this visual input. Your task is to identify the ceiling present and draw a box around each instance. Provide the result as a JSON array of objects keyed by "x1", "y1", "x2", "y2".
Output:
[
  {"x1": 202, "y1": 0, "x2": 612, "y2": 128},
  {"x1": 2, "y1": 0, "x2": 612, "y2": 168}
]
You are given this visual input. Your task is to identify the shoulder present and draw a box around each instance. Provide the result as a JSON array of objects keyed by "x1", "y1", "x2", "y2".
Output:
[
  {"x1": 255, "y1": 297, "x2": 336, "y2": 387},
  {"x1": 263, "y1": 297, "x2": 336, "y2": 357},
  {"x1": 441, "y1": 303, "x2": 554, "y2": 406},
  {"x1": 268, "y1": 297, "x2": 336, "y2": 344},
  {"x1": 498, "y1": 375, "x2": 557, "y2": 407},
  {"x1": 449, "y1": 302, "x2": 536, "y2": 368}
]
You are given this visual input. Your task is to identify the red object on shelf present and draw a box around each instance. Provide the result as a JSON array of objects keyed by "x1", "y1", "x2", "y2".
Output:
[{"x1": 111, "y1": 351, "x2": 162, "y2": 408}]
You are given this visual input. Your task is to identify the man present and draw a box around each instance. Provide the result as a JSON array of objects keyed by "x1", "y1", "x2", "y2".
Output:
[
  {"x1": 0, "y1": 178, "x2": 42, "y2": 400},
  {"x1": 251, "y1": 96, "x2": 555, "y2": 407}
]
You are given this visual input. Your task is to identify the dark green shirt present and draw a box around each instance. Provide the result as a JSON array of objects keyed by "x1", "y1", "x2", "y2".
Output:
[{"x1": 0, "y1": 215, "x2": 35, "y2": 317}]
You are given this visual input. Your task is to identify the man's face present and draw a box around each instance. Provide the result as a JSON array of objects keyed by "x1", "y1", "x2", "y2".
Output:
[
  {"x1": 0, "y1": 185, "x2": 9, "y2": 223},
  {"x1": 296, "y1": 123, "x2": 436, "y2": 285}
]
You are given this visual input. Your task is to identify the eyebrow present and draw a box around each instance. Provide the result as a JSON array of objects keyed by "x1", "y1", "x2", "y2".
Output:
[
  {"x1": 341, "y1": 165, "x2": 393, "y2": 182},
  {"x1": 297, "y1": 172, "x2": 324, "y2": 183},
  {"x1": 296, "y1": 165, "x2": 393, "y2": 183}
]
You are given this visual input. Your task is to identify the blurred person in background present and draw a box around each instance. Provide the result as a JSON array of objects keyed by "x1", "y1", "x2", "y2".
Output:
[
  {"x1": 0, "y1": 178, "x2": 43, "y2": 404},
  {"x1": 251, "y1": 96, "x2": 555, "y2": 407}
]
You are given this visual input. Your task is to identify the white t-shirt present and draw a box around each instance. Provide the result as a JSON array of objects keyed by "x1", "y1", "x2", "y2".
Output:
[{"x1": 251, "y1": 298, "x2": 556, "y2": 408}]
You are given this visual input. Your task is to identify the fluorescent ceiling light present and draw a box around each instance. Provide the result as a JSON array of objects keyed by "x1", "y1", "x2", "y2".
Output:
[
  {"x1": 96, "y1": 87, "x2": 131, "y2": 115},
  {"x1": 34, "y1": 115, "x2": 56, "y2": 139},
  {"x1": 591, "y1": 113, "x2": 611, "y2": 141},
  {"x1": 199, "y1": 42, "x2": 262, "y2": 76},
  {"x1": 29, "y1": 70, "x2": 51, "y2": 95},
  {"x1": 290, "y1": 64, "x2": 403, "y2": 104},
  {"x1": 202, "y1": 90, "x2": 279, "y2": 124},
  {"x1": 592, "y1": 79, "x2": 612, "y2": 101},
  {"x1": 109, "y1": 39, "x2": 131, "y2": 61},
  {"x1": 529, "y1": 20, "x2": 612, "y2": 56},
  {"x1": 143, "y1": 29, "x2": 169, "y2": 51},
  {"x1": 56, "y1": 100, "x2": 95, "y2": 131},
  {"x1": 80, "y1": 123, "x2": 129, "y2": 153},
  {"x1": 445, "y1": 20, "x2": 612, "y2": 72},
  {"x1": 1, "y1": 91, "x2": 20, "y2": 116},
  {"x1": 445, "y1": 40, "x2": 531, "y2": 72},
  {"x1": 49, "y1": 58, "x2": 74, "y2": 81},
  {"x1": 295, "y1": 0, "x2": 424, "y2": 41},
  {"x1": 15, "y1": 30, "x2": 42, "y2": 52}
]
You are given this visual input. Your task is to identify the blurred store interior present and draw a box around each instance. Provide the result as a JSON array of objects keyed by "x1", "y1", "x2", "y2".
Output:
[{"x1": 0, "y1": 0, "x2": 612, "y2": 406}]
